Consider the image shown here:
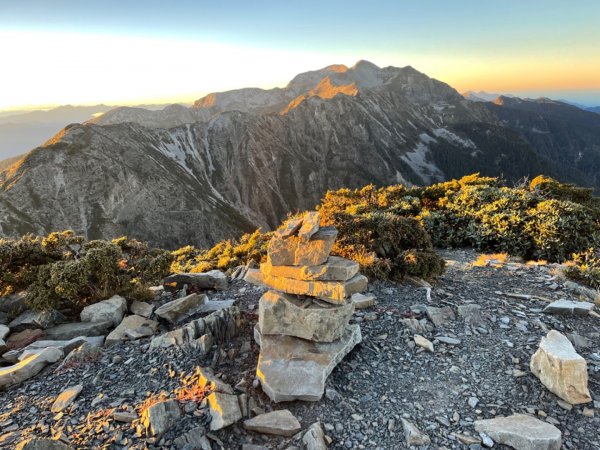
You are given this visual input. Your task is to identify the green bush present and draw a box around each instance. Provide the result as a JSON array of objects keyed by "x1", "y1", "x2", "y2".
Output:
[
  {"x1": 3, "y1": 173, "x2": 599, "y2": 310},
  {"x1": 565, "y1": 248, "x2": 600, "y2": 291},
  {"x1": 0, "y1": 232, "x2": 172, "y2": 312},
  {"x1": 170, "y1": 229, "x2": 272, "y2": 274},
  {"x1": 319, "y1": 197, "x2": 445, "y2": 280}
]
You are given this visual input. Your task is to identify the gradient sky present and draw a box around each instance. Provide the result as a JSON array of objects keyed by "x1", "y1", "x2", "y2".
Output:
[{"x1": 1, "y1": 0, "x2": 600, "y2": 110}]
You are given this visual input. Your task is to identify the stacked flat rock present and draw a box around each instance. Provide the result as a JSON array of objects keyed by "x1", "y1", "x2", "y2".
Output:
[{"x1": 244, "y1": 212, "x2": 367, "y2": 402}]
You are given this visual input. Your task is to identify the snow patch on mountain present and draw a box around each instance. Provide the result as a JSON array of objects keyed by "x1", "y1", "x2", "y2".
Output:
[{"x1": 433, "y1": 128, "x2": 477, "y2": 149}]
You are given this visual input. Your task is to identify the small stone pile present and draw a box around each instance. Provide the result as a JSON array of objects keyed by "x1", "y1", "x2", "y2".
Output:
[{"x1": 245, "y1": 212, "x2": 370, "y2": 402}]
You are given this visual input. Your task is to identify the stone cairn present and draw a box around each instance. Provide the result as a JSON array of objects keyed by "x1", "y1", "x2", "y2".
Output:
[{"x1": 244, "y1": 211, "x2": 370, "y2": 402}]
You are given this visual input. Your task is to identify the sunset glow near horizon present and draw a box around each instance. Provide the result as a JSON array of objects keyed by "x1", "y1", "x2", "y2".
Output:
[{"x1": 1, "y1": 0, "x2": 600, "y2": 111}]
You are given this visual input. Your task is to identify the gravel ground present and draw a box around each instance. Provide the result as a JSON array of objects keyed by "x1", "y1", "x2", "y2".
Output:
[{"x1": 0, "y1": 249, "x2": 598, "y2": 449}]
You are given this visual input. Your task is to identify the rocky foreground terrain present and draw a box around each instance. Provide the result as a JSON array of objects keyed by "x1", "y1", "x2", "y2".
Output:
[{"x1": 0, "y1": 248, "x2": 599, "y2": 449}]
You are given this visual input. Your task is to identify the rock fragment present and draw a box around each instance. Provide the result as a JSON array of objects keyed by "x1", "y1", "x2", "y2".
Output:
[
  {"x1": 163, "y1": 270, "x2": 227, "y2": 292},
  {"x1": 351, "y1": 292, "x2": 376, "y2": 309},
  {"x1": 302, "y1": 422, "x2": 327, "y2": 450},
  {"x1": 243, "y1": 409, "x2": 301, "y2": 436},
  {"x1": 142, "y1": 399, "x2": 181, "y2": 437},
  {"x1": 44, "y1": 321, "x2": 112, "y2": 340},
  {"x1": 105, "y1": 315, "x2": 158, "y2": 346},
  {"x1": 51, "y1": 384, "x2": 83, "y2": 413},
  {"x1": 80, "y1": 295, "x2": 127, "y2": 326},
  {"x1": 15, "y1": 438, "x2": 70, "y2": 450},
  {"x1": 245, "y1": 269, "x2": 367, "y2": 304},
  {"x1": 401, "y1": 418, "x2": 431, "y2": 446},
  {"x1": 207, "y1": 391, "x2": 242, "y2": 430},
  {"x1": 267, "y1": 227, "x2": 338, "y2": 267},
  {"x1": 173, "y1": 426, "x2": 211, "y2": 449},
  {"x1": 475, "y1": 414, "x2": 561, "y2": 450},
  {"x1": 154, "y1": 294, "x2": 207, "y2": 323},
  {"x1": 130, "y1": 300, "x2": 155, "y2": 318},
  {"x1": 261, "y1": 255, "x2": 359, "y2": 281},
  {"x1": 530, "y1": 330, "x2": 591, "y2": 404},
  {"x1": 0, "y1": 347, "x2": 63, "y2": 389},
  {"x1": 425, "y1": 305, "x2": 455, "y2": 327},
  {"x1": 414, "y1": 334, "x2": 434, "y2": 352},
  {"x1": 298, "y1": 211, "x2": 320, "y2": 242},
  {"x1": 543, "y1": 299, "x2": 594, "y2": 316},
  {"x1": 9, "y1": 309, "x2": 65, "y2": 331}
]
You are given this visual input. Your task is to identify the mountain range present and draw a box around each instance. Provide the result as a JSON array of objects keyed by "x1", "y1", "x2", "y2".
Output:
[
  {"x1": 2, "y1": 60, "x2": 600, "y2": 248},
  {"x1": 0, "y1": 103, "x2": 175, "y2": 160}
]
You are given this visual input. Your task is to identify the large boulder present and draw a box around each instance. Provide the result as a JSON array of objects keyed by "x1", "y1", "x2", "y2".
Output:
[
  {"x1": 475, "y1": 414, "x2": 561, "y2": 450},
  {"x1": 0, "y1": 347, "x2": 63, "y2": 389},
  {"x1": 530, "y1": 330, "x2": 591, "y2": 404},
  {"x1": 80, "y1": 295, "x2": 127, "y2": 327},
  {"x1": 9, "y1": 309, "x2": 65, "y2": 331},
  {"x1": 244, "y1": 409, "x2": 301, "y2": 436},
  {"x1": 267, "y1": 227, "x2": 337, "y2": 267},
  {"x1": 163, "y1": 270, "x2": 227, "y2": 292},
  {"x1": 258, "y1": 290, "x2": 354, "y2": 342},
  {"x1": 245, "y1": 269, "x2": 367, "y2": 305},
  {"x1": 44, "y1": 321, "x2": 112, "y2": 340},
  {"x1": 154, "y1": 294, "x2": 207, "y2": 324},
  {"x1": 260, "y1": 256, "x2": 359, "y2": 282},
  {"x1": 105, "y1": 315, "x2": 158, "y2": 346},
  {"x1": 256, "y1": 324, "x2": 362, "y2": 402}
]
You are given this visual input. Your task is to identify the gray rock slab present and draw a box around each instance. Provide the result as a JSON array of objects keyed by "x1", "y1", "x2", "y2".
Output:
[
  {"x1": 243, "y1": 409, "x2": 301, "y2": 436},
  {"x1": 543, "y1": 299, "x2": 594, "y2": 316},
  {"x1": 475, "y1": 414, "x2": 561, "y2": 450},
  {"x1": 258, "y1": 290, "x2": 354, "y2": 342},
  {"x1": 9, "y1": 309, "x2": 65, "y2": 331},
  {"x1": 256, "y1": 324, "x2": 362, "y2": 402},
  {"x1": 44, "y1": 321, "x2": 112, "y2": 340},
  {"x1": 208, "y1": 391, "x2": 242, "y2": 430},
  {"x1": 142, "y1": 399, "x2": 181, "y2": 437},
  {"x1": 0, "y1": 347, "x2": 63, "y2": 389},
  {"x1": 154, "y1": 294, "x2": 207, "y2": 323},
  {"x1": 163, "y1": 270, "x2": 227, "y2": 292},
  {"x1": 80, "y1": 295, "x2": 127, "y2": 327},
  {"x1": 105, "y1": 315, "x2": 158, "y2": 346}
]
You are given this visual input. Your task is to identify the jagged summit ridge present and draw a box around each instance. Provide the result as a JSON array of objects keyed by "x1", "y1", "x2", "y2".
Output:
[{"x1": 95, "y1": 61, "x2": 445, "y2": 129}]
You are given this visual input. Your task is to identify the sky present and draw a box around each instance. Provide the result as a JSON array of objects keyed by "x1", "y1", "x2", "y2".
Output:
[{"x1": 1, "y1": 0, "x2": 600, "y2": 111}]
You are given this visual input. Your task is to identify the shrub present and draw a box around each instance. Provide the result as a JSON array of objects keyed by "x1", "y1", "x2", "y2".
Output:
[
  {"x1": 0, "y1": 232, "x2": 172, "y2": 312},
  {"x1": 565, "y1": 248, "x2": 600, "y2": 290},
  {"x1": 525, "y1": 200, "x2": 597, "y2": 261},
  {"x1": 170, "y1": 229, "x2": 272, "y2": 274},
  {"x1": 320, "y1": 208, "x2": 445, "y2": 280}
]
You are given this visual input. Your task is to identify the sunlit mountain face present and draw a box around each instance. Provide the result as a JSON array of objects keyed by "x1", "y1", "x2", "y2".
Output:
[{"x1": 1, "y1": 60, "x2": 600, "y2": 248}]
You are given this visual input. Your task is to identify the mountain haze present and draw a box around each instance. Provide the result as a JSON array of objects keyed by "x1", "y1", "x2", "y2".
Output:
[{"x1": 1, "y1": 61, "x2": 600, "y2": 248}]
